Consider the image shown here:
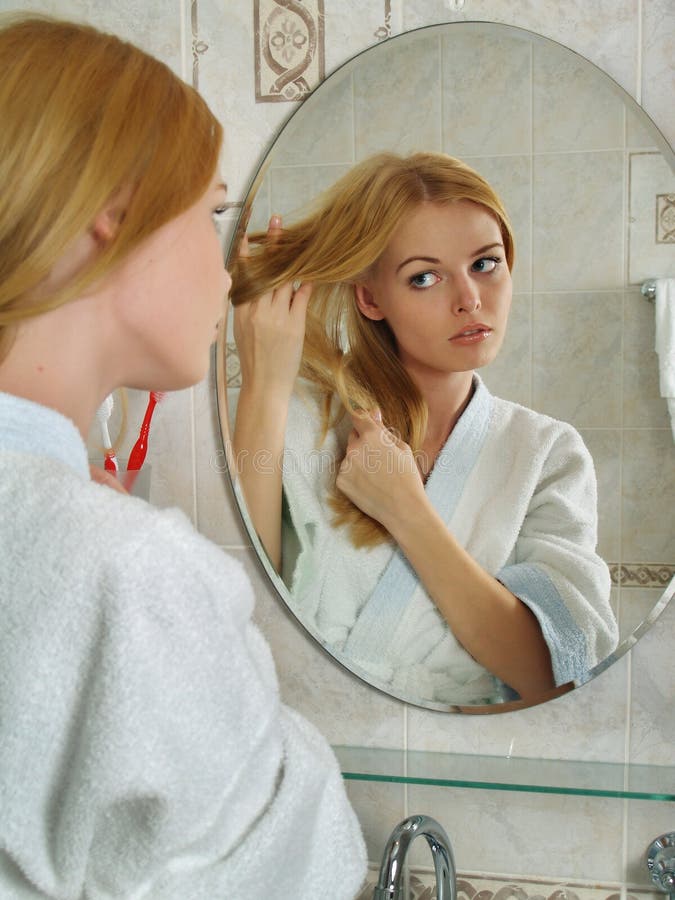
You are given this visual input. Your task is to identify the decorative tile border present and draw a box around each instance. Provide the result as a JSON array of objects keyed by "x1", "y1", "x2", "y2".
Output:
[
  {"x1": 374, "y1": 0, "x2": 392, "y2": 40},
  {"x1": 254, "y1": 0, "x2": 325, "y2": 102},
  {"x1": 190, "y1": 0, "x2": 206, "y2": 90},
  {"x1": 356, "y1": 870, "x2": 662, "y2": 900},
  {"x1": 656, "y1": 194, "x2": 675, "y2": 243},
  {"x1": 609, "y1": 563, "x2": 675, "y2": 589},
  {"x1": 225, "y1": 341, "x2": 242, "y2": 386}
]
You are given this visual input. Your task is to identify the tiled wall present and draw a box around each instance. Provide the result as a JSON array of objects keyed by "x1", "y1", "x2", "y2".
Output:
[{"x1": 4, "y1": 0, "x2": 672, "y2": 894}]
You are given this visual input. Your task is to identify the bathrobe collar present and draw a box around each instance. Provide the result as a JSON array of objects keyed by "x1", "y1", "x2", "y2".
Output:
[
  {"x1": 0, "y1": 391, "x2": 89, "y2": 478},
  {"x1": 344, "y1": 374, "x2": 493, "y2": 664}
]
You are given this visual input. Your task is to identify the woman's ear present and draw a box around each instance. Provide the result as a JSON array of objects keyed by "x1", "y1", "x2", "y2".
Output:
[
  {"x1": 90, "y1": 185, "x2": 134, "y2": 247},
  {"x1": 354, "y1": 282, "x2": 385, "y2": 321}
]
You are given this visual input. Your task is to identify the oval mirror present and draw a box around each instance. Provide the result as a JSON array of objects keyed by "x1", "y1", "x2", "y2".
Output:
[{"x1": 216, "y1": 21, "x2": 675, "y2": 713}]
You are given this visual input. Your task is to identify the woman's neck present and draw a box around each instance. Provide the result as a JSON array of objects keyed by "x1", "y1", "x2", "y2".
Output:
[
  {"x1": 407, "y1": 368, "x2": 475, "y2": 480},
  {"x1": 416, "y1": 369, "x2": 474, "y2": 440},
  {"x1": 0, "y1": 297, "x2": 113, "y2": 438}
]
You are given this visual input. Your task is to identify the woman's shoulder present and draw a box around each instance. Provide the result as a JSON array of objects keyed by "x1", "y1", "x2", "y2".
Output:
[
  {"x1": 0, "y1": 452, "x2": 252, "y2": 618},
  {"x1": 489, "y1": 391, "x2": 586, "y2": 450}
]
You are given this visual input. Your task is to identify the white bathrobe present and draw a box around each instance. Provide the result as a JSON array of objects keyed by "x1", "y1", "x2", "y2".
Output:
[
  {"x1": 281, "y1": 376, "x2": 618, "y2": 706},
  {"x1": 0, "y1": 392, "x2": 366, "y2": 900}
]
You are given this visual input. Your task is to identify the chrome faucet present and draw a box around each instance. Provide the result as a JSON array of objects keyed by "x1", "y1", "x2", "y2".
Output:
[{"x1": 373, "y1": 814, "x2": 456, "y2": 900}]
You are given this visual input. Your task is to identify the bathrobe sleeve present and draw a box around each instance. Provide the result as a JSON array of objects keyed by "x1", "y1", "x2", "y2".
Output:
[{"x1": 496, "y1": 424, "x2": 617, "y2": 685}]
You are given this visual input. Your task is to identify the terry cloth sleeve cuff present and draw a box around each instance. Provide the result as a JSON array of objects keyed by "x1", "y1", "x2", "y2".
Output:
[{"x1": 497, "y1": 561, "x2": 588, "y2": 686}]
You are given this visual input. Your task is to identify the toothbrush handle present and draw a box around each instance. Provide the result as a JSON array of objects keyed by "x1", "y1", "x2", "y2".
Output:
[
  {"x1": 127, "y1": 394, "x2": 157, "y2": 471},
  {"x1": 104, "y1": 453, "x2": 118, "y2": 473}
]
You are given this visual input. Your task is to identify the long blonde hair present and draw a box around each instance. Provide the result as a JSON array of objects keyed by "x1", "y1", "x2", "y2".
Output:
[
  {"x1": 0, "y1": 15, "x2": 222, "y2": 361},
  {"x1": 231, "y1": 152, "x2": 515, "y2": 547}
]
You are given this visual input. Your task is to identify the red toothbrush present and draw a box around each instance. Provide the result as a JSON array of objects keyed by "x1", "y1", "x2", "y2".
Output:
[{"x1": 127, "y1": 391, "x2": 165, "y2": 471}]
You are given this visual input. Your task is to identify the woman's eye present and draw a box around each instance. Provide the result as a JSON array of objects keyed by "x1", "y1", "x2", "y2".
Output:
[
  {"x1": 212, "y1": 206, "x2": 228, "y2": 235},
  {"x1": 472, "y1": 256, "x2": 501, "y2": 273},
  {"x1": 409, "y1": 271, "x2": 440, "y2": 289}
]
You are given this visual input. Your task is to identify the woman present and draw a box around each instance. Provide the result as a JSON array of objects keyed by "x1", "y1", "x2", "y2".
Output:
[
  {"x1": 0, "y1": 15, "x2": 365, "y2": 899},
  {"x1": 231, "y1": 151, "x2": 618, "y2": 706}
]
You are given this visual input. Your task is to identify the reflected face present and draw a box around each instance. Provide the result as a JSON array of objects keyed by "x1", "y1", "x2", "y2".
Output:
[{"x1": 355, "y1": 200, "x2": 512, "y2": 380}]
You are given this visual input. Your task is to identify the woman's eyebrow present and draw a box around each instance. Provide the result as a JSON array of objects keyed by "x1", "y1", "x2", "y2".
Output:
[
  {"x1": 396, "y1": 255, "x2": 441, "y2": 273},
  {"x1": 395, "y1": 243, "x2": 504, "y2": 273},
  {"x1": 472, "y1": 242, "x2": 503, "y2": 256}
]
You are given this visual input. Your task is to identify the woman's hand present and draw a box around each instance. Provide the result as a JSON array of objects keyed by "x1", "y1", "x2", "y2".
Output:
[
  {"x1": 89, "y1": 464, "x2": 129, "y2": 495},
  {"x1": 233, "y1": 215, "x2": 311, "y2": 402},
  {"x1": 231, "y1": 215, "x2": 311, "y2": 571},
  {"x1": 336, "y1": 409, "x2": 428, "y2": 532}
]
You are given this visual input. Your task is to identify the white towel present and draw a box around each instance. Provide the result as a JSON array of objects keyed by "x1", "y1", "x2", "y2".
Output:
[{"x1": 655, "y1": 277, "x2": 675, "y2": 441}]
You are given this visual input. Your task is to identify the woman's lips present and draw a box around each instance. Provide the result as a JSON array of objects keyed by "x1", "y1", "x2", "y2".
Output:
[{"x1": 449, "y1": 324, "x2": 492, "y2": 344}]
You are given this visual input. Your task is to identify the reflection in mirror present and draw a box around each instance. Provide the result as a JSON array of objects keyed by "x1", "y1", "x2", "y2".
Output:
[{"x1": 217, "y1": 22, "x2": 675, "y2": 713}]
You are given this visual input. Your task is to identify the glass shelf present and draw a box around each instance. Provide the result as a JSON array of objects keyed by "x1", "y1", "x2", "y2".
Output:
[{"x1": 334, "y1": 745, "x2": 675, "y2": 801}]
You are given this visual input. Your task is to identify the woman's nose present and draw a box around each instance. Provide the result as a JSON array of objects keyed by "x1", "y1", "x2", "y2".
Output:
[{"x1": 450, "y1": 276, "x2": 481, "y2": 314}]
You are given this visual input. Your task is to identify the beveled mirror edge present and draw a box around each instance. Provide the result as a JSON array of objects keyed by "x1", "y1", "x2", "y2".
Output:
[{"x1": 214, "y1": 19, "x2": 675, "y2": 715}]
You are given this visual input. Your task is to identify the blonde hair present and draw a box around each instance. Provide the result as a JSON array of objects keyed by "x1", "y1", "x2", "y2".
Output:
[
  {"x1": 231, "y1": 152, "x2": 515, "y2": 547},
  {"x1": 0, "y1": 15, "x2": 222, "y2": 360}
]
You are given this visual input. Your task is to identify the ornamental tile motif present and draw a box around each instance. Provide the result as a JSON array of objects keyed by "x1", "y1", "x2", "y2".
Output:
[
  {"x1": 374, "y1": 0, "x2": 392, "y2": 40},
  {"x1": 254, "y1": 0, "x2": 325, "y2": 102},
  {"x1": 355, "y1": 873, "x2": 661, "y2": 900},
  {"x1": 656, "y1": 194, "x2": 675, "y2": 243},
  {"x1": 610, "y1": 563, "x2": 675, "y2": 589}
]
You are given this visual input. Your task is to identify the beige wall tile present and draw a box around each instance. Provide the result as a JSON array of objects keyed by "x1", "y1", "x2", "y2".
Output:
[
  {"x1": 269, "y1": 163, "x2": 352, "y2": 224},
  {"x1": 0, "y1": 0, "x2": 183, "y2": 74},
  {"x1": 618, "y1": 587, "x2": 670, "y2": 645},
  {"x1": 533, "y1": 40, "x2": 625, "y2": 153},
  {"x1": 642, "y1": 0, "x2": 675, "y2": 150},
  {"x1": 532, "y1": 292, "x2": 623, "y2": 427},
  {"x1": 270, "y1": 69, "x2": 355, "y2": 166},
  {"x1": 628, "y1": 595, "x2": 675, "y2": 766},
  {"x1": 344, "y1": 780, "x2": 406, "y2": 865},
  {"x1": 193, "y1": 368, "x2": 251, "y2": 546},
  {"x1": 441, "y1": 25, "x2": 531, "y2": 158},
  {"x1": 404, "y1": 784, "x2": 625, "y2": 881},
  {"x1": 580, "y1": 429, "x2": 622, "y2": 561},
  {"x1": 626, "y1": 105, "x2": 662, "y2": 150},
  {"x1": 322, "y1": 0, "x2": 402, "y2": 74},
  {"x1": 197, "y1": 0, "x2": 298, "y2": 200},
  {"x1": 480, "y1": 293, "x2": 532, "y2": 408},
  {"x1": 401, "y1": 1, "x2": 639, "y2": 98},
  {"x1": 623, "y1": 289, "x2": 673, "y2": 428},
  {"x1": 532, "y1": 153, "x2": 624, "y2": 292},
  {"x1": 622, "y1": 429, "x2": 675, "y2": 561},
  {"x1": 354, "y1": 29, "x2": 442, "y2": 158}
]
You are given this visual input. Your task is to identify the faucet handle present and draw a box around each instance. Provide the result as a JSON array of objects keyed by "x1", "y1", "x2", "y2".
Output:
[{"x1": 646, "y1": 832, "x2": 675, "y2": 899}]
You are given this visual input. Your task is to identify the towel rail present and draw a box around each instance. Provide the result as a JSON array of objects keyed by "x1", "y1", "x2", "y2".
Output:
[{"x1": 642, "y1": 280, "x2": 657, "y2": 302}]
